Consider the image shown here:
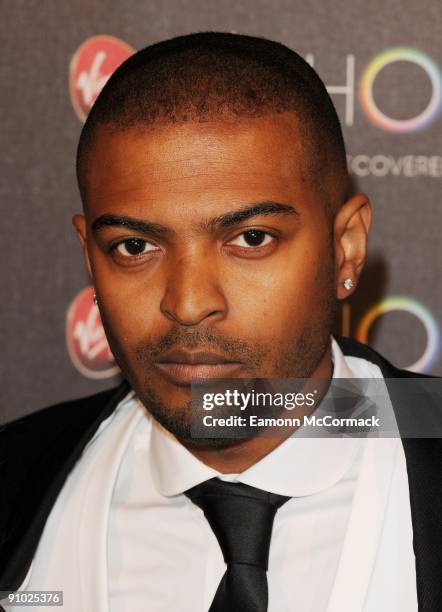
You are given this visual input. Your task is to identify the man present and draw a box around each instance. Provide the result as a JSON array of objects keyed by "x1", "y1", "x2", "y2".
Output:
[{"x1": 0, "y1": 32, "x2": 441, "y2": 612}]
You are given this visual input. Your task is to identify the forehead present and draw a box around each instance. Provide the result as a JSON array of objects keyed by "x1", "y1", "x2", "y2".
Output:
[{"x1": 84, "y1": 113, "x2": 320, "y2": 220}]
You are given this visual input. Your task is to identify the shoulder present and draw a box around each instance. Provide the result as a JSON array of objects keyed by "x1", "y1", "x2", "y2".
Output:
[
  {"x1": 335, "y1": 335, "x2": 441, "y2": 441},
  {"x1": 1, "y1": 382, "x2": 130, "y2": 451},
  {"x1": 334, "y1": 334, "x2": 437, "y2": 379},
  {"x1": 2, "y1": 382, "x2": 126, "y2": 429},
  {"x1": 0, "y1": 381, "x2": 131, "y2": 495}
]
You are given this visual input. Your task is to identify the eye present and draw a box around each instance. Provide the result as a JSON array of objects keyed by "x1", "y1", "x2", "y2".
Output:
[
  {"x1": 113, "y1": 238, "x2": 158, "y2": 257},
  {"x1": 228, "y1": 229, "x2": 274, "y2": 248}
]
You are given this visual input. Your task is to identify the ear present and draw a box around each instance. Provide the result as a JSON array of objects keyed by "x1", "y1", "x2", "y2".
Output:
[
  {"x1": 334, "y1": 193, "x2": 372, "y2": 300},
  {"x1": 72, "y1": 214, "x2": 93, "y2": 279}
]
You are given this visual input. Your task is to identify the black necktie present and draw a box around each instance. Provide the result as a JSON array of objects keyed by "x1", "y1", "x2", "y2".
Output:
[{"x1": 185, "y1": 478, "x2": 290, "y2": 612}]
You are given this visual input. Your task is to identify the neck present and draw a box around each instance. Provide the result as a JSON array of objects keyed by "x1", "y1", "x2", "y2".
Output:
[{"x1": 181, "y1": 343, "x2": 333, "y2": 473}]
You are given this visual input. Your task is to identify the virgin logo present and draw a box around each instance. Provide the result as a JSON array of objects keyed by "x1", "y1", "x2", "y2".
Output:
[
  {"x1": 76, "y1": 51, "x2": 109, "y2": 108},
  {"x1": 69, "y1": 35, "x2": 135, "y2": 122},
  {"x1": 66, "y1": 286, "x2": 120, "y2": 379}
]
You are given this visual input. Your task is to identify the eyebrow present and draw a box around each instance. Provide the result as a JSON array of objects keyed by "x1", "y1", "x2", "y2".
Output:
[
  {"x1": 205, "y1": 201, "x2": 298, "y2": 230},
  {"x1": 92, "y1": 215, "x2": 172, "y2": 239},
  {"x1": 91, "y1": 201, "x2": 298, "y2": 237}
]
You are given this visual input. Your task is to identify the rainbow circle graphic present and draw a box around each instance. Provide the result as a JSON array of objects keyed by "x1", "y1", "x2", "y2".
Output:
[
  {"x1": 359, "y1": 47, "x2": 441, "y2": 132},
  {"x1": 356, "y1": 296, "x2": 441, "y2": 373}
]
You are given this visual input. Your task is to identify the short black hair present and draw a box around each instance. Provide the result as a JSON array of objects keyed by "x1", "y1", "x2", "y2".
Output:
[{"x1": 76, "y1": 31, "x2": 348, "y2": 213}]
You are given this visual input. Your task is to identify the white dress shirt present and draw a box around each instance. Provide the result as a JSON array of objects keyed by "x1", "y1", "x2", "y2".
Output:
[{"x1": 12, "y1": 337, "x2": 418, "y2": 612}]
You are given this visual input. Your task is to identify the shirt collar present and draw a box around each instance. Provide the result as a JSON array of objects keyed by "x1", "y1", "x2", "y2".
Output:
[{"x1": 149, "y1": 336, "x2": 362, "y2": 498}]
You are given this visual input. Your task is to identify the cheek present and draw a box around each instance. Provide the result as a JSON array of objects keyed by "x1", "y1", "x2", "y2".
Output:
[
  {"x1": 95, "y1": 278, "x2": 167, "y2": 357},
  {"x1": 225, "y1": 239, "x2": 330, "y2": 331}
]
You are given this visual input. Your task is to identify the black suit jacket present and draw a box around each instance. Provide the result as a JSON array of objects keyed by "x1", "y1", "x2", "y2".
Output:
[{"x1": 1, "y1": 336, "x2": 441, "y2": 610}]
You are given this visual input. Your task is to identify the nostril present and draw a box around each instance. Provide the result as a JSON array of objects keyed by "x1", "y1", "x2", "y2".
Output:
[
  {"x1": 160, "y1": 308, "x2": 224, "y2": 327},
  {"x1": 159, "y1": 278, "x2": 227, "y2": 326}
]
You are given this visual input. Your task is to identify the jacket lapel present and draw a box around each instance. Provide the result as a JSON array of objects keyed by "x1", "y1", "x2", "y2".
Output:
[
  {"x1": 0, "y1": 380, "x2": 130, "y2": 591},
  {"x1": 21, "y1": 391, "x2": 145, "y2": 612},
  {"x1": 336, "y1": 335, "x2": 442, "y2": 610}
]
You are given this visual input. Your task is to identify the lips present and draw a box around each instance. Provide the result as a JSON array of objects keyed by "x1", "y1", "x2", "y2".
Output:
[{"x1": 155, "y1": 349, "x2": 243, "y2": 385}]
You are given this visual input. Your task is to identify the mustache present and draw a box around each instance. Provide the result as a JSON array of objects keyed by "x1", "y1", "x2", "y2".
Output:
[{"x1": 135, "y1": 326, "x2": 267, "y2": 366}]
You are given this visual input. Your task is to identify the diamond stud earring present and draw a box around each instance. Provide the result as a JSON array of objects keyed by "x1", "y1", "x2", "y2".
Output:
[
  {"x1": 93, "y1": 293, "x2": 98, "y2": 305},
  {"x1": 343, "y1": 278, "x2": 354, "y2": 290}
]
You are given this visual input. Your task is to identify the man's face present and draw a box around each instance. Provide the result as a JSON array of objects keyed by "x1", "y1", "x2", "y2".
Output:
[{"x1": 75, "y1": 112, "x2": 337, "y2": 445}]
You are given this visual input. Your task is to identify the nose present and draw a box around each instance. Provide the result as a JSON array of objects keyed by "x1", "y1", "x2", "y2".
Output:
[{"x1": 160, "y1": 251, "x2": 227, "y2": 326}]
